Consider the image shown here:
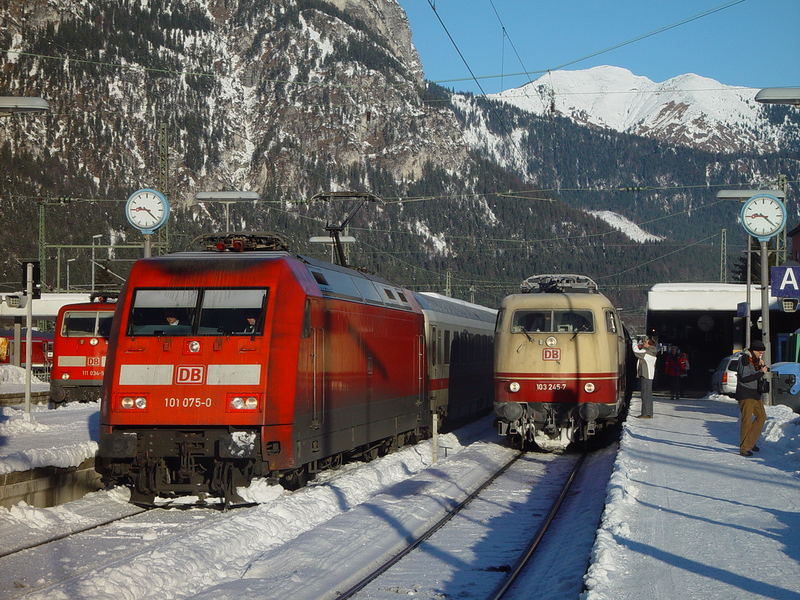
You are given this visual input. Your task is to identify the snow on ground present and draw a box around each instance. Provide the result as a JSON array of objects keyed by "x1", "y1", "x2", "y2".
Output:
[
  {"x1": 0, "y1": 364, "x2": 50, "y2": 394},
  {"x1": 0, "y1": 400, "x2": 98, "y2": 474},
  {"x1": 0, "y1": 392, "x2": 799, "y2": 599}
]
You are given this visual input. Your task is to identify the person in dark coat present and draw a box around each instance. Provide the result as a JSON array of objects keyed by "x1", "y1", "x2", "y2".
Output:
[{"x1": 735, "y1": 339, "x2": 769, "y2": 457}]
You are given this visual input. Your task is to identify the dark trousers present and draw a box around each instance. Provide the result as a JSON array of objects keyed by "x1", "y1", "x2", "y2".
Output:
[
  {"x1": 640, "y1": 377, "x2": 654, "y2": 416},
  {"x1": 670, "y1": 375, "x2": 682, "y2": 400}
]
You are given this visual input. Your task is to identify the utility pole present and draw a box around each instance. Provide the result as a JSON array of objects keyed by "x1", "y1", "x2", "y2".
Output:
[
  {"x1": 719, "y1": 229, "x2": 727, "y2": 283},
  {"x1": 158, "y1": 118, "x2": 170, "y2": 254},
  {"x1": 776, "y1": 174, "x2": 788, "y2": 264},
  {"x1": 445, "y1": 270, "x2": 452, "y2": 297}
]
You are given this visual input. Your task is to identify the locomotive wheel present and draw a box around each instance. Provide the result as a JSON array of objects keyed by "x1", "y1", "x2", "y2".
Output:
[
  {"x1": 281, "y1": 467, "x2": 308, "y2": 491},
  {"x1": 330, "y1": 453, "x2": 343, "y2": 469},
  {"x1": 363, "y1": 446, "x2": 379, "y2": 462}
]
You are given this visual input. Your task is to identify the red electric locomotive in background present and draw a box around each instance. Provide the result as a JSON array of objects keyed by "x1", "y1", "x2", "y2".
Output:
[
  {"x1": 97, "y1": 234, "x2": 495, "y2": 505},
  {"x1": 50, "y1": 298, "x2": 117, "y2": 404}
]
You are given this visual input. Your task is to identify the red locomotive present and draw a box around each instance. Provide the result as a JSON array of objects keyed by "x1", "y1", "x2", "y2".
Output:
[
  {"x1": 97, "y1": 234, "x2": 495, "y2": 504},
  {"x1": 50, "y1": 300, "x2": 117, "y2": 404}
]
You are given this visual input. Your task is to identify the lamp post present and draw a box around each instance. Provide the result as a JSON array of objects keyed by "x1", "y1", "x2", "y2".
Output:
[
  {"x1": 717, "y1": 189, "x2": 786, "y2": 350},
  {"x1": 194, "y1": 191, "x2": 260, "y2": 233},
  {"x1": 66, "y1": 258, "x2": 76, "y2": 291},
  {"x1": 91, "y1": 234, "x2": 102, "y2": 291}
]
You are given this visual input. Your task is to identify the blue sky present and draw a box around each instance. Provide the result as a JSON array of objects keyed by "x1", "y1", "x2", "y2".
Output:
[{"x1": 397, "y1": 0, "x2": 800, "y2": 95}]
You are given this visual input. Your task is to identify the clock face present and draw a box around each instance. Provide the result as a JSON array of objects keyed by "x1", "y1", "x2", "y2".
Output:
[
  {"x1": 126, "y1": 189, "x2": 169, "y2": 232},
  {"x1": 741, "y1": 194, "x2": 786, "y2": 239}
]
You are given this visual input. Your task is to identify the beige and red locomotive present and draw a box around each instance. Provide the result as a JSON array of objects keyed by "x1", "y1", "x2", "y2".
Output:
[{"x1": 494, "y1": 274, "x2": 632, "y2": 450}]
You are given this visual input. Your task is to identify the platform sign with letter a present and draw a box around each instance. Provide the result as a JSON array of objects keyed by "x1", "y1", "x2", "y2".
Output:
[{"x1": 771, "y1": 266, "x2": 800, "y2": 298}]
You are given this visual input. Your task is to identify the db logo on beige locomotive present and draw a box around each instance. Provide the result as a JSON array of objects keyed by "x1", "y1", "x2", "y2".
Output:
[{"x1": 542, "y1": 348, "x2": 561, "y2": 361}]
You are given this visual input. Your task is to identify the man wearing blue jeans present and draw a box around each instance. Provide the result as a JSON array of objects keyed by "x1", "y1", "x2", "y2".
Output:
[{"x1": 633, "y1": 336, "x2": 658, "y2": 418}]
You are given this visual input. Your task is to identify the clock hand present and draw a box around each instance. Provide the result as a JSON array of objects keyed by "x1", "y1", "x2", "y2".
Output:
[{"x1": 132, "y1": 206, "x2": 157, "y2": 218}]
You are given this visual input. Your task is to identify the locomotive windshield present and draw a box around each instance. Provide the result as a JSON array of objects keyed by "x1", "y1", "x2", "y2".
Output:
[
  {"x1": 128, "y1": 288, "x2": 268, "y2": 336},
  {"x1": 511, "y1": 309, "x2": 594, "y2": 333},
  {"x1": 62, "y1": 311, "x2": 115, "y2": 338}
]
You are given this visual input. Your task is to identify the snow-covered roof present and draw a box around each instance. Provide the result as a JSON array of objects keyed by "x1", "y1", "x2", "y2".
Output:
[
  {"x1": 0, "y1": 293, "x2": 92, "y2": 321},
  {"x1": 648, "y1": 282, "x2": 780, "y2": 311}
]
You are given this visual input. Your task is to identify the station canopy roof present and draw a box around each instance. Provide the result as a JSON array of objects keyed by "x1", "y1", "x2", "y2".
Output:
[{"x1": 648, "y1": 283, "x2": 780, "y2": 312}]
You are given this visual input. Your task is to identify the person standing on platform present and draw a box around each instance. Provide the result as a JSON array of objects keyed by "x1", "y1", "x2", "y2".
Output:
[
  {"x1": 735, "y1": 340, "x2": 769, "y2": 457},
  {"x1": 633, "y1": 335, "x2": 658, "y2": 418},
  {"x1": 679, "y1": 350, "x2": 690, "y2": 391},
  {"x1": 665, "y1": 346, "x2": 682, "y2": 400}
]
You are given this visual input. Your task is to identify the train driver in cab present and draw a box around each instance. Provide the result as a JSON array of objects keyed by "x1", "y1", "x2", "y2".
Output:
[{"x1": 243, "y1": 315, "x2": 257, "y2": 334}]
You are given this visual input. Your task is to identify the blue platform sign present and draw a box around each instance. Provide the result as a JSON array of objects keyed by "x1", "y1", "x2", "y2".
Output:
[{"x1": 771, "y1": 266, "x2": 800, "y2": 298}]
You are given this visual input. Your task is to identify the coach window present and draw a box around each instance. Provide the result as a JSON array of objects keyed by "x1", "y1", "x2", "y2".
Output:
[
  {"x1": 199, "y1": 289, "x2": 268, "y2": 335},
  {"x1": 444, "y1": 330, "x2": 451, "y2": 364},
  {"x1": 128, "y1": 289, "x2": 198, "y2": 336}
]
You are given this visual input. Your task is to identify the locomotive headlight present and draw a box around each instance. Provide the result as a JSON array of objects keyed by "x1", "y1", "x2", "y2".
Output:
[
  {"x1": 89, "y1": 338, "x2": 99, "y2": 346},
  {"x1": 188, "y1": 341, "x2": 201, "y2": 353},
  {"x1": 584, "y1": 382, "x2": 596, "y2": 393},
  {"x1": 61, "y1": 373, "x2": 70, "y2": 380},
  {"x1": 546, "y1": 336, "x2": 557, "y2": 347},
  {"x1": 508, "y1": 382, "x2": 521, "y2": 393},
  {"x1": 228, "y1": 394, "x2": 260, "y2": 411},
  {"x1": 121, "y1": 396, "x2": 147, "y2": 409}
]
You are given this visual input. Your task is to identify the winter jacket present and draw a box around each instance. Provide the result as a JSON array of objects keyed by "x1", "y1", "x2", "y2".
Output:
[
  {"x1": 735, "y1": 352, "x2": 765, "y2": 401},
  {"x1": 633, "y1": 342, "x2": 658, "y2": 379}
]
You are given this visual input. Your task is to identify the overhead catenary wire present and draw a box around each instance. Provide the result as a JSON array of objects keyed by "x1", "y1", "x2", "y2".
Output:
[{"x1": 431, "y1": 0, "x2": 747, "y2": 86}]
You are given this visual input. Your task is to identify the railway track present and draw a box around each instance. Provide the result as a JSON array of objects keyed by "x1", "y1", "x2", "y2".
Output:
[
  {"x1": 0, "y1": 504, "x2": 149, "y2": 560},
  {"x1": 334, "y1": 450, "x2": 589, "y2": 600}
]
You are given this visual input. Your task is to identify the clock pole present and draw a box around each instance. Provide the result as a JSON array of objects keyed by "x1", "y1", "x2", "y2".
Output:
[
  {"x1": 759, "y1": 239, "x2": 771, "y2": 375},
  {"x1": 144, "y1": 234, "x2": 152, "y2": 258}
]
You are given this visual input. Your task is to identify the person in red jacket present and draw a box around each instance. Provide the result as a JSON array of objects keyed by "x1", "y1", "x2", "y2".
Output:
[{"x1": 664, "y1": 346, "x2": 682, "y2": 400}]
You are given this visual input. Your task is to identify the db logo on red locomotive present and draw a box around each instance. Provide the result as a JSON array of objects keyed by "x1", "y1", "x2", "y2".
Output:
[
  {"x1": 542, "y1": 348, "x2": 561, "y2": 361},
  {"x1": 176, "y1": 366, "x2": 205, "y2": 384}
]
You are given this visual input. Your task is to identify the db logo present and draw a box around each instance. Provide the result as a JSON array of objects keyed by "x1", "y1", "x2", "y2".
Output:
[
  {"x1": 543, "y1": 348, "x2": 561, "y2": 361},
  {"x1": 176, "y1": 366, "x2": 205, "y2": 384}
]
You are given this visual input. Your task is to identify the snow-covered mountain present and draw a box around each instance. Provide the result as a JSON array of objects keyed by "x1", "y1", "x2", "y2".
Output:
[{"x1": 488, "y1": 65, "x2": 797, "y2": 154}]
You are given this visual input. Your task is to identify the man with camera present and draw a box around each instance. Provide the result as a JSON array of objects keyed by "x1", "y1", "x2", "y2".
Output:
[{"x1": 735, "y1": 340, "x2": 769, "y2": 457}]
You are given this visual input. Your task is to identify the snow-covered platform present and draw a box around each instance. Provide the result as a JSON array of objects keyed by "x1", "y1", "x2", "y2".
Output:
[
  {"x1": 585, "y1": 393, "x2": 800, "y2": 600},
  {"x1": 0, "y1": 400, "x2": 100, "y2": 507}
]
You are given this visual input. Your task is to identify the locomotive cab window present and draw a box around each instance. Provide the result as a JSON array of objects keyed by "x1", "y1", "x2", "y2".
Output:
[
  {"x1": 511, "y1": 309, "x2": 594, "y2": 333},
  {"x1": 128, "y1": 290, "x2": 198, "y2": 336},
  {"x1": 127, "y1": 289, "x2": 268, "y2": 337},
  {"x1": 62, "y1": 312, "x2": 112, "y2": 337},
  {"x1": 198, "y1": 289, "x2": 268, "y2": 336},
  {"x1": 512, "y1": 310, "x2": 551, "y2": 333}
]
